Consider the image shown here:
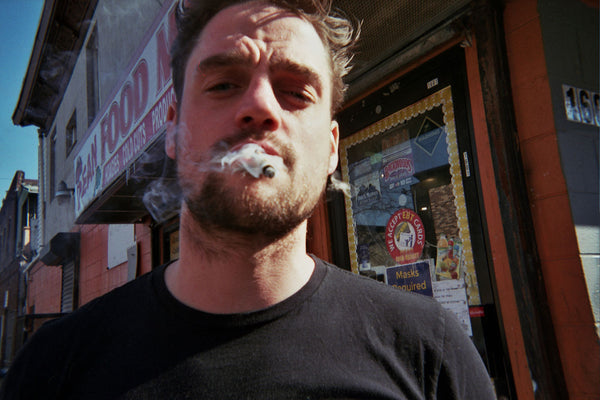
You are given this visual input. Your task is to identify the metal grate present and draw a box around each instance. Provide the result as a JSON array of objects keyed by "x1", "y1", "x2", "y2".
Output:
[
  {"x1": 334, "y1": 0, "x2": 471, "y2": 82},
  {"x1": 61, "y1": 262, "x2": 76, "y2": 313}
]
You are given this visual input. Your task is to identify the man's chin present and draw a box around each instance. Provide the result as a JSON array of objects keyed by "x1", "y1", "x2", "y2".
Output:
[
  {"x1": 185, "y1": 197, "x2": 310, "y2": 240},
  {"x1": 179, "y1": 166, "x2": 324, "y2": 239}
]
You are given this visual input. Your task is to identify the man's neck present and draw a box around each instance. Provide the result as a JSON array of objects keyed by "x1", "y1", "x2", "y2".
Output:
[{"x1": 164, "y1": 208, "x2": 315, "y2": 314}]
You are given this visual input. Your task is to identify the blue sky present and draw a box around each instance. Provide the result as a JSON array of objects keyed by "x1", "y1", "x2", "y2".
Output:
[{"x1": 0, "y1": 0, "x2": 44, "y2": 200}]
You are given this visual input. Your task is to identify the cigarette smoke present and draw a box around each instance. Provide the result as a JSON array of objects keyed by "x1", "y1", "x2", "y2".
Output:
[
  {"x1": 140, "y1": 123, "x2": 351, "y2": 223},
  {"x1": 328, "y1": 171, "x2": 351, "y2": 198},
  {"x1": 135, "y1": 133, "x2": 182, "y2": 223},
  {"x1": 214, "y1": 143, "x2": 283, "y2": 178}
]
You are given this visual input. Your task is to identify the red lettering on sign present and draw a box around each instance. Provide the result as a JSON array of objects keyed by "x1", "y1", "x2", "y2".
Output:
[
  {"x1": 469, "y1": 306, "x2": 485, "y2": 318},
  {"x1": 155, "y1": 28, "x2": 170, "y2": 94},
  {"x1": 119, "y1": 82, "x2": 133, "y2": 137},
  {"x1": 107, "y1": 102, "x2": 120, "y2": 154},
  {"x1": 383, "y1": 158, "x2": 414, "y2": 181},
  {"x1": 75, "y1": 136, "x2": 98, "y2": 203},
  {"x1": 99, "y1": 60, "x2": 149, "y2": 163},
  {"x1": 133, "y1": 60, "x2": 149, "y2": 121},
  {"x1": 155, "y1": 7, "x2": 176, "y2": 94}
]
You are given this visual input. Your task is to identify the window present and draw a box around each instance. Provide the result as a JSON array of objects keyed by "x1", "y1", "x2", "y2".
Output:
[
  {"x1": 61, "y1": 261, "x2": 77, "y2": 313},
  {"x1": 66, "y1": 110, "x2": 77, "y2": 157},
  {"x1": 340, "y1": 88, "x2": 482, "y2": 297},
  {"x1": 49, "y1": 129, "x2": 57, "y2": 201},
  {"x1": 86, "y1": 26, "x2": 99, "y2": 127},
  {"x1": 152, "y1": 217, "x2": 180, "y2": 268}
]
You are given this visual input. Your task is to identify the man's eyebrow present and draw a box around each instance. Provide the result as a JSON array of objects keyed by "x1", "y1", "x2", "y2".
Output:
[
  {"x1": 196, "y1": 51, "x2": 252, "y2": 73},
  {"x1": 196, "y1": 52, "x2": 325, "y2": 93},
  {"x1": 270, "y1": 58, "x2": 324, "y2": 93}
]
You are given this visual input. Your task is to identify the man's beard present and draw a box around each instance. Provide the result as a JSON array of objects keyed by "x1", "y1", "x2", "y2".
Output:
[
  {"x1": 176, "y1": 140, "x2": 326, "y2": 239},
  {"x1": 183, "y1": 169, "x2": 324, "y2": 239}
]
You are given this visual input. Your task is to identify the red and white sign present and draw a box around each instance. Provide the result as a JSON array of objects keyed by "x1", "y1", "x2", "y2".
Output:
[
  {"x1": 383, "y1": 158, "x2": 414, "y2": 183},
  {"x1": 74, "y1": 2, "x2": 177, "y2": 217},
  {"x1": 385, "y1": 208, "x2": 425, "y2": 264}
]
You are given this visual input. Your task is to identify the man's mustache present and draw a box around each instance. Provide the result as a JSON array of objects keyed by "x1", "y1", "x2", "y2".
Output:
[
  {"x1": 211, "y1": 127, "x2": 275, "y2": 153},
  {"x1": 174, "y1": 124, "x2": 294, "y2": 171}
]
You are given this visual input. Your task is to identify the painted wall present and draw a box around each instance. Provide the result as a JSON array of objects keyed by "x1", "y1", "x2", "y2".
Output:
[
  {"x1": 538, "y1": 0, "x2": 600, "y2": 336},
  {"x1": 503, "y1": 0, "x2": 600, "y2": 398}
]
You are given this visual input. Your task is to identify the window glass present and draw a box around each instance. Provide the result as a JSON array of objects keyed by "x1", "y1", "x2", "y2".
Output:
[
  {"x1": 340, "y1": 86, "x2": 481, "y2": 305},
  {"x1": 66, "y1": 110, "x2": 77, "y2": 157},
  {"x1": 49, "y1": 129, "x2": 57, "y2": 200}
]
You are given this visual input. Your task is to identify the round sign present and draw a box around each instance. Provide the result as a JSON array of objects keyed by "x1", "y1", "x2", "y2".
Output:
[{"x1": 385, "y1": 208, "x2": 425, "y2": 264}]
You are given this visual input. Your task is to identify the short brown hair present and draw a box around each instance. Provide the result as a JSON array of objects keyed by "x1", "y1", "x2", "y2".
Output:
[{"x1": 170, "y1": 0, "x2": 359, "y2": 114}]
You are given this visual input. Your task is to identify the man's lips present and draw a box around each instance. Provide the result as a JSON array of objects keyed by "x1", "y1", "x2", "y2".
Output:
[
  {"x1": 230, "y1": 140, "x2": 279, "y2": 157},
  {"x1": 217, "y1": 143, "x2": 284, "y2": 178}
]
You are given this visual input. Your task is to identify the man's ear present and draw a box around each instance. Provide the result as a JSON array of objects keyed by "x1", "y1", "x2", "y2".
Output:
[
  {"x1": 165, "y1": 103, "x2": 177, "y2": 160},
  {"x1": 328, "y1": 120, "x2": 340, "y2": 175}
]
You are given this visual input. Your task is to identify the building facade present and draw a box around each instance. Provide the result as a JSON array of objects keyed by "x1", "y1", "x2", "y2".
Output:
[
  {"x1": 0, "y1": 171, "x2": 38, "y2": 368},
  {"x1": 12, "y1": 0, "x2": 599, "y2": 399}
]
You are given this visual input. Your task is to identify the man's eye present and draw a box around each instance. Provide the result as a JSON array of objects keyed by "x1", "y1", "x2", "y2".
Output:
[
  {"x1": 206, "y1": 82, "x2": 237, "y2": 92},
  {"x1": 288, "y1": 91, "x2": 310, "y2": 101},
  {"x1": 281, "y1": 88, "x2": 315, "y2": 104}
]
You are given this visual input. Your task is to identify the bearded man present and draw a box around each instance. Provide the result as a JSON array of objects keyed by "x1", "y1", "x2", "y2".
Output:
[{"x1": 0, "y1": 1, "x2": 495, "y2": 399}]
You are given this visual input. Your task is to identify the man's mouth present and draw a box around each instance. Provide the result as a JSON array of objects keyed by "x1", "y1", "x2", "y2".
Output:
[{"x1": 213, "y1": 143, "x2": 284, "y2": 178}]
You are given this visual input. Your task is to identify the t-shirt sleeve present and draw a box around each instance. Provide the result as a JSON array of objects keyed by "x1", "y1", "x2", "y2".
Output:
[{"x1": 435, "y1": 310, "x2": 497, "y2": 400}]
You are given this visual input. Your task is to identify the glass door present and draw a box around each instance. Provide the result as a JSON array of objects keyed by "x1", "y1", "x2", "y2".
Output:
[{"x1": 335, "y1": 47, "x2": 515, "y2": 398}]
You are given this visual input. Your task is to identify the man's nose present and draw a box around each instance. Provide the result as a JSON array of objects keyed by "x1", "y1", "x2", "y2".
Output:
[{"x1": 235, "y1": 77, "x2": 281, "y2": 132}]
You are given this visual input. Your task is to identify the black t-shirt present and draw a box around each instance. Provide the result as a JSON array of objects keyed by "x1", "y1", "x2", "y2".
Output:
[{"x1": 0, "y1": 257, "x2": 495, "y2": 399}]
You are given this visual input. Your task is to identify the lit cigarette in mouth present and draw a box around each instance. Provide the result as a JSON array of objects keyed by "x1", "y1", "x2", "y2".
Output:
[
  {"x1": 217, "y1": 143, "x2": 282, "y2": 178},
  {"x1": 262, "y1": 165, "x2": 276, "y2": 178}
]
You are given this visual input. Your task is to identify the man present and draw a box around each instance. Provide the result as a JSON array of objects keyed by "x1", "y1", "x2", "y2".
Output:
[{"x1": 1, "y1": 1, "x2": 496, "y2": 399}]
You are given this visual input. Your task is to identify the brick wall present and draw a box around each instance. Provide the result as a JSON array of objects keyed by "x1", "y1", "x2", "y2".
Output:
[
  {"x1": 27, "y1": 261, "x2": 62, "y2": 314},
  {"x1": 78, "y1": 223, "x2": 153, "y2": 307},
  {"x1": 26, "y1": 221, "x2": 154, "y2": 322}
]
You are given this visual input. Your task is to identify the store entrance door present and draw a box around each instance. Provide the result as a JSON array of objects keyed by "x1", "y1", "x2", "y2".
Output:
[{"x1": 334, "y1": 46, "x2": 515, "y2": 398}]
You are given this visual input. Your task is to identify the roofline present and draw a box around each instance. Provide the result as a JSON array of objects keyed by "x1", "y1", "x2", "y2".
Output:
[{"x1": 12, "y1": 0, "x2": 56, "y2": 129}]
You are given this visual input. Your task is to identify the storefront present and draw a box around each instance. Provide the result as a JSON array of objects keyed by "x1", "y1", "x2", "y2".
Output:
[
  {"x1": 317, "y1": 1, "x2": 598, "y2": 398},
  {"x1": 74, "y1": 0, "x2": 599, "y2": 398},
  {"x1": 13, "y1": 0, "x2": 598, "y2": 398}
]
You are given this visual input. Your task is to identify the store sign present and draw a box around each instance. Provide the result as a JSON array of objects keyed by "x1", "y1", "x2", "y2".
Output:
[
  {"x1": 385, "y1": 208, "x2": 425, "y2": 264},
  {"x1": 562, "y1": 84, "x2": 600, "y2": 127},
  {"x1": 74, "y1": 2, "x2": 177, "y2": 217},
  {"x1": 385, "y1": 261, "x2": 433, "y2": 297},
  {"x1": 383, "y1": 157, "x2": 414, "y2": 183}
]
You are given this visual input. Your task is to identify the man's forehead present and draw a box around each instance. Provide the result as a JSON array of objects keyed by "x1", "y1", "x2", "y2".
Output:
[
  {"x1": 202, "y1": 4, "x2": 313, "y2": 40},
  {"x1": 192, "y1": 2, "x2": 330, "y2": 74}
]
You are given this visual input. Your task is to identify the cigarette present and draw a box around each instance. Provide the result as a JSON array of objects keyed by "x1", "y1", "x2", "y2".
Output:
[
  {"x1": 215, "y1": 143, "x2": 282, "y2": 179},
  {"x1": 262, "y1": 165, "x2": 276, "y2": 178}
]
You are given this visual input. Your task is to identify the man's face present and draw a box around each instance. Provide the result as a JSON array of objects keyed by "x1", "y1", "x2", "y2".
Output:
[{"x1": 167, "y1": 2, "x2": 339, "y2": 236}]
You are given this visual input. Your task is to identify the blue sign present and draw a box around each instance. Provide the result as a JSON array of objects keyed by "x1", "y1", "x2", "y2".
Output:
[{"x1": 385, "y1": 261, "x2": 433, "y2": 297}]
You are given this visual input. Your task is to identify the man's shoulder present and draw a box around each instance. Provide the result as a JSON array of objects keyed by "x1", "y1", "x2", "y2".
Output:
[
  {"x1": 317, "y1": 259, "x2": 447, "y2": 327},
  {"x1": 31, "y1": 266, "x2": 161, "y2": 344},
  {"x1": 1, "y1": 267, "x2": 165, "y2": 399},
  {"x1": 319, "y1": 259, "x2": 441, "y2": 306}
]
